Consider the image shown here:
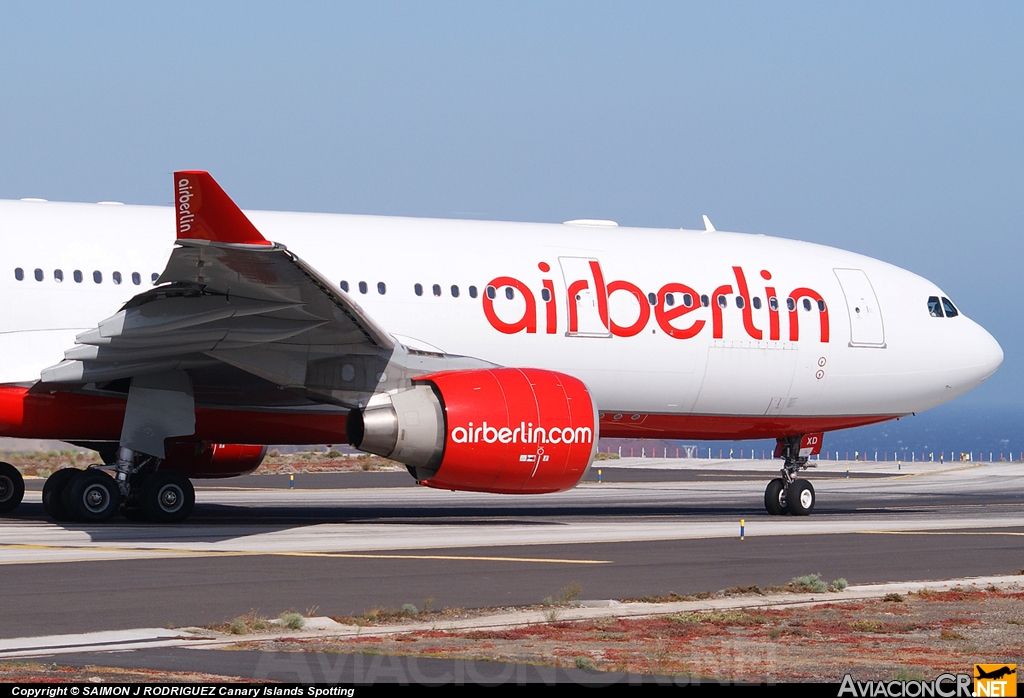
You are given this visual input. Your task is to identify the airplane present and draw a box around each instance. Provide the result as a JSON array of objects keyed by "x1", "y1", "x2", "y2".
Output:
[
  {"x1": 975, "y1": 666, "x2": 1016, "y2": 681},
  {"x1": 0, "y1": 171, "x2": 1003, "y2": 523}
]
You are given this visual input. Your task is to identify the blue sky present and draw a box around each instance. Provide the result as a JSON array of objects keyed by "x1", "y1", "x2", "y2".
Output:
[{"x1": 1, "y1": 2, "x2": 1021, "y2": 405}]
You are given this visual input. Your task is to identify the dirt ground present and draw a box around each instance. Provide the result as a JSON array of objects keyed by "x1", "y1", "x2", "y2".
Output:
[{"x1": 254, "y1": 587, "x2": 1024, "y2": 681}]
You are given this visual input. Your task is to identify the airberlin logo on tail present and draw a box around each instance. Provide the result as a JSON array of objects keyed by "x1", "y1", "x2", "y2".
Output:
[
  {"x1": 176, "y1": 178, "x2": 195, "y2": 234},
  {"x1": 482, "y1": 262, "x2": 830, "y2": 344},
  {"x1": 451, "y1": 422, "x2": 594, "y2": 446}
]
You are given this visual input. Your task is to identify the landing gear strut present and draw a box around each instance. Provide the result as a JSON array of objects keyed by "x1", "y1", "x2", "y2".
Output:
[{"x1": 764, "y1": 435, "x2": 818, "y2": 516}]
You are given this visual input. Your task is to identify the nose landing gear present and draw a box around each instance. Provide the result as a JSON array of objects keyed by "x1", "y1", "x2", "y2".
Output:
[{"x1": 764, "y1": 434, "x2": 820, "y2": 516}]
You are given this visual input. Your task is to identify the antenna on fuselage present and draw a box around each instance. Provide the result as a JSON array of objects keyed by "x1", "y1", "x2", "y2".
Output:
[{"x1": 702, "y1": 215, "x2": 716, "y2": 232}]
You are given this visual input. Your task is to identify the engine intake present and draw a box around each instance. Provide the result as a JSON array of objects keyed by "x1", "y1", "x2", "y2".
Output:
[{"x1": 348, "y1": 368, "x2": 597, "y2": 494}]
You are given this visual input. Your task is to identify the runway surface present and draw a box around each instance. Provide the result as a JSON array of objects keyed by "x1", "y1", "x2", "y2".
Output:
[{"x1": 1, "y1": 459, "x2": 1022, "y2": 639}]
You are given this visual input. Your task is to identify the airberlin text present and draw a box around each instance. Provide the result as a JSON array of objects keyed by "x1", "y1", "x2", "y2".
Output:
[
  {"x1": 451, "y1": 421, "x2": 593, "y2": 445},
  {"x1": 176, "y1": 178, "x2": 196, "y2": 234},
  {"x1": 483, "y1": 263, "x2": 829, "y2": 343}
]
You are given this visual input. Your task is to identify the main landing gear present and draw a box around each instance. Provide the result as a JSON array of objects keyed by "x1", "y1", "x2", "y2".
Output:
[
  {"x1": 42, "y1": 456, "x2": 195, "y2": 524},
  {"x1": 764, "y1": 435, "x2": 817, "y2": 516},
  {"x1": 0, "y1": 462, "x2": 25, "y2": 514}
]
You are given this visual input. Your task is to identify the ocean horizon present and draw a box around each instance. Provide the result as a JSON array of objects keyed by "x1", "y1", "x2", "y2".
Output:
[{"x1": 599, "y1": 401, "x2": 1024, "y2": 463}]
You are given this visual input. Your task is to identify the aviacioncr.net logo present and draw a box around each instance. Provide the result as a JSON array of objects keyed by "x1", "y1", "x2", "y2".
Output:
[{"x1": 451, "y1": 421, "x2": 593, "y2": 446}]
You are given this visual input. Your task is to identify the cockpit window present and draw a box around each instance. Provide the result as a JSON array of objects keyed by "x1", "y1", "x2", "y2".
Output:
[
  {"x1": 927, "y1": 296, "x2": 942, "y2": 317},
  {"x1": 941, "y1": 297, "x2": 959, "y2": 318}
]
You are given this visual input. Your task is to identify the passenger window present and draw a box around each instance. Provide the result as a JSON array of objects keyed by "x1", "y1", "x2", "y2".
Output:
[
  {"x1": 14, "y1": 268, "x2": 23, "y2": 281},
  {"x1": 151, "y1": 273, "x2": 158, "y2": 283},
  {"x1": 469, "y1": 286, "x2": 478, "y2": 299},
  {"x1": 701, "y1": 294, "x2": 710, "y2": 307},
  {"x1": 803, "y1": 298, "x2": 812, "y2": 311},
  {"x1": 414, "y1": 283, "x2": 423, "y2": 296},
  {"x1": 647, "y1": 292, "x2": 656, "y2": 306},
  {"x1": 666, "y1": 293, "x2": 675, "y2": 307},
  {"x1": 54, "y1": 269, "x2": 63, "y2": 283},
  {"x1": 682, "y1": 293, "x2": 693, "y2": 308},
  {"x1": 113, "y1": 271, "x2": 122, "y2": 285},
  {"x1": 486, "y1": 286, "x2": 496, "y2": 299},
  {"x1": 769, "y1": 296, "x2": 778, "y2": 311},
  {"x1": 131, "y1": 272, "x2": 141, "y2": 285},
  {"x1": 505, "y1": 287, "x2": 515, "y2": 300},
  {"x1": 786, "y1": 298, "x2": 796, "y2": 311},
  {"x1": 432, "y1": 284, "x2": 442, "y2": 297},
  {"x1": 93, "y1": 271, "x2": 102, "y2": 284},
  {"x1": 340, "y1": 280, "x2": 349, "y2": 292},
  {"x1": 941, "y1": 297, "x2": 959, "y2": 317},
  {"x1": 74, "y1": 270, "x2": 83, "y2": 283},
  {"x1": 451, "y1": 285, "x2": 459, "y2": 298},
  {"x1": 752, "y1": 297, "x2": 761, "y2": 310},
  {"x1": 358, "y1": 281, "x2": 367, "y2": 294},
  {"x1": 927, "y1": 296, "x2": 942, "y2": 317},
  {"x1": 817, "y1": 300, "x2": 826, "y2": 312},
  {"x1": 541, "y1": 288, "x2": 550, "y2": 302},
  {"x1": 34, "y1": 268, "x2": 43, "y2": 282},
  {"x1": 377, "y1": 282, "x2": 386, "y2": 295},
  {"x1": 735, "y1": 296, "x2": 745, "y2": 309},
  {"x1": 717, "y1": 295, "x2": 727, "y2": 308}
]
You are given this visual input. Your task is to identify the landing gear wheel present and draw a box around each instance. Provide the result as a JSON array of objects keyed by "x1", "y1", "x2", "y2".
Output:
[
  {"x1": 43, "y1": 468, "x2": 82, "y2": 521},
  {"x1": 139, "y1": 471, "x2": 194, "y2": 523},
  {"x1": 764, "y1": 478, "x2": 787, "y2": 516},
  {"x1": 62, "y1": 470, "x2": 120, "y2": 523},
  {"x1": 121, "y1": 506, "x2": 147, "y2": 522},
  {"x1": 786, "y1": 479, "x2": 815, "y2": 516},
  {"x1": 0, "y1": 462, "x2": 25, "y2": 514}
]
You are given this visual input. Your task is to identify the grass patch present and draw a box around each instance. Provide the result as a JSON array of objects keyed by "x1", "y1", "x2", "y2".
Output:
[
  {"x1": 767, "y1": 573, "x2": 849, "y2": 594},
  {"x1": 884, "y1": 593, "x2": 905, "y2": 603},
  {"x1": 574, "y1": 656, "x2": 596, "y2": 671},
  {"x1": 217, "y1": 610, "x2": 269, "y2": 635},
  {"x1": 849, "y1": 619, "x2": 885, "y2": 633},
  {"x1": 279, "y1": 612, "x2": 304, "y2": 630},
  {"x1": 668, "y1": 610, "x2": 767, "y2": 626}
]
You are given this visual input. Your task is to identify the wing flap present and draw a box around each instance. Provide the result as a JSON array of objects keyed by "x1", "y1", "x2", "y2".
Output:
[{"x1": 41, "y1": 171, "x2": 398, "y2": 409}]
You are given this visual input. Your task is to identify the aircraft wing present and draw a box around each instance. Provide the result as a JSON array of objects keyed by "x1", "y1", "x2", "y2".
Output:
[{"x1": 39, "y1": 171, "x2": 472, "y2": 410}]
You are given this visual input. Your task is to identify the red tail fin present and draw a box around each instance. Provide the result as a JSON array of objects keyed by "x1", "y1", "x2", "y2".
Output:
[{"x1": 173, "y1": 171, "x2": 271, "y2": 245}]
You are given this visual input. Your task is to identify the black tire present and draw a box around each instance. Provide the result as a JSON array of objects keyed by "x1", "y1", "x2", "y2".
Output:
[
  {"x1": 764, "y1": 477, "x2": 787, "y2": 516},
  {"x1": 0, "y1": 462, "x2": 25, "y2": 514},
  {"x1": 43, "y1": 468, "x2": 82, "y2": 521},
  {"x1": 121, "y1": 506, "x2": 147, "y2": 522},
  {"x1": 786, "y1": 479, "x2": 815, "y2": 516},
  {"x1": 139, "y1": 471, "x2": 195, "y2": 523},
  {"x1": 62, "y1": 470, "x2": 120, "y2": 523}
]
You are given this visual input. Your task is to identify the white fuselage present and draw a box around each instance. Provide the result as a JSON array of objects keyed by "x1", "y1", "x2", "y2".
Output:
[{"x1": 0, "y1": 199, "x2": 1003, "y2": 433}]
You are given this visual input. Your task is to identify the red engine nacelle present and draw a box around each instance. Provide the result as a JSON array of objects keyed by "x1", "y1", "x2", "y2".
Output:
[
  {"x1": 348, "y1": 368, "x2": 597, "y2": 494},
  {"x1": 162, "y1": 442, "x2": 268, "y2": 478}
]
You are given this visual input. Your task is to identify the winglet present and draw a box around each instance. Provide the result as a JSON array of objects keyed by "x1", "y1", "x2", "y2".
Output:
[
  {"x1": 173, "y1": 171, "x2": 271, "y2": 245},
  {"x1": 702, "y1": 214, "x2": 716, "y2": 232}
]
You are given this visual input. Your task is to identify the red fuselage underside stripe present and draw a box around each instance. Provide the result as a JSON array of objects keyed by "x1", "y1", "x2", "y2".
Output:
[
  {"x1": 598, "y1": 412, "x2": 899, "y2": 440},
  {"x1": 0, "y1": 387, "x2": 900, "y2": 444}
]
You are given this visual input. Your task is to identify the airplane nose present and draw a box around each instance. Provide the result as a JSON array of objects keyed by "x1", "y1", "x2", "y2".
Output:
[{"x1": 969, "y1": 321, "x2": 1003, "y2": 383}]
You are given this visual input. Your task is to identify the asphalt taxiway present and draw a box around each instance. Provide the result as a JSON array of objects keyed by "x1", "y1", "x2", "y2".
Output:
[{"x1": 1, "y1": 458, "x2": 1022, "y2": 638}]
